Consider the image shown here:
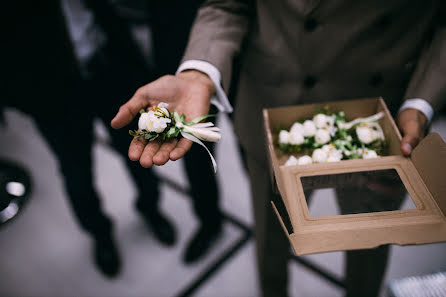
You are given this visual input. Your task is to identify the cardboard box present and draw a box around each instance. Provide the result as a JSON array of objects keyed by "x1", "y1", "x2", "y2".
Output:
[{"x1": 263, "y1": 97, "x2": 446, "y2": 255}]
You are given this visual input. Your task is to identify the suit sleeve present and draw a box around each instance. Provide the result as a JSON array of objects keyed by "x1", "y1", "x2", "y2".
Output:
[
  {"x1": 404, "y1": 5, "x2": 446, "y2": 112},
  {"x1": 181, "y1": 0, "x2": 254, "y2": 91}
]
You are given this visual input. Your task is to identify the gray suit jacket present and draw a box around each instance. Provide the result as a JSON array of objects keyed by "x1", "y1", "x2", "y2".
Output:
[{"x1": 182, "y1": 0, "x2": 446, "y2": 163}]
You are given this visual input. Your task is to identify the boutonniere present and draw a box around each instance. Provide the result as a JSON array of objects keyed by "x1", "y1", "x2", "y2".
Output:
[{"x1": 129, "y1": 102, "x2": 220, "y2": 172}]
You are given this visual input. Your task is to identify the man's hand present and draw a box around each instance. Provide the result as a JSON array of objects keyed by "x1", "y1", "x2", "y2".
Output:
[
  {"x1": 397, "y1": 108, "x2": 427, "y2": 156},
  {"x1": 111, "y1": 70, "x2": 215, "y2": 167}
]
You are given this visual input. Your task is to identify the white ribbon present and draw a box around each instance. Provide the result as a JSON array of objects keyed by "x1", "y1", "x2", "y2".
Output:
[
  {"x1": 338, "y1": 112, "x2": 384, "y2": 129},
  {"x1": 180, "y1": 131, "x2": 218, "y2": 173}
]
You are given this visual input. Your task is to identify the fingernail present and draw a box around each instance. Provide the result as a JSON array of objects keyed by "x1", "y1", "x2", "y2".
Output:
[{"x1": 402, "y1": 142, "x2": 412, "y2": 153}]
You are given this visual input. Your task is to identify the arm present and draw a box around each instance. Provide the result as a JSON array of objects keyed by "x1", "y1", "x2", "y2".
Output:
[
  {"x1": 398, "y1": 5, "x2": 446, "y2": 155},
  {"x1": 111, "y1": 0, "x2": 254, "y2": 167}
]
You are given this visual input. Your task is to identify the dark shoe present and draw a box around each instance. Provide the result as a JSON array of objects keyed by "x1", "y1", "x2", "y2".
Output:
[
  {"x1": 138, "y1": 209, "x2": 176, "y2": 246},
  {"x1": 93, "y1": 234, "x2": 121, "y2": 278},
  {"x1": 183, "y1": 224, "x2": 222, "y2": 264}
]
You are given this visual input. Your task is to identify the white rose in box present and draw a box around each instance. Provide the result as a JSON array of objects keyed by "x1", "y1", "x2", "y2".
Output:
[
  {"x1": 356, "y1": 124, "x2": 378, "y2": 144},
  {"x1": 276, "y1": 110, "x2": 386, "y2": 164},
  {"x1": 298, "y1": 155, "x2": 313, "y2": 165},
  {"x1": 289, "y1": 130, "x2": 305, "y2": 145},
  {"x1": 303, "y1": 120, "x2": 316, "y2": 137},
  {"x1": 290, "y1": 122, "x2": 304, "y2": 135},
  {"x1": 322, "y1": 144, "x2": 343, "y2": 162},
  {"x1": 279, "y1": 130, "x2": 290, "y2": 144},
  {"x1": 313, "y1": 114, "x2": 335, "y2": 129},
  {"x1": 315, "y1": 128, "x2": 331, "y2": 145},
  {"x1": 312, "y1": 148, "x2": 328, "y2": 163},
  {"x1": 313, "y1": 114, "x2": 327, "y2": 128},
  {"x1": 284, "y1": 155, "x2": 313, "y2": 166},
  {"x1": 284, "y1": 155, "x2": 299, "y2": 166},
  {"x1": 362, "y1": 148, "x2": 379, "y2": 159}
]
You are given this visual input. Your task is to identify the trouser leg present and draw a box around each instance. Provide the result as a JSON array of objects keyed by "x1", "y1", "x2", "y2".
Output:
[
  {"x1": 246, "y1": 155, "x2": 289, "y2": 297},
  {"x1": 183, "y1": 141, "x2": 221, "y2": 227},
  {"x1": 106, "y1": 122, "x2": 161, "y2": 213},
  {"x1": 34, "y1": 115, "x2": 112, "y2": 237},
  {"x1": 336, "y1": 177, "x2": 406, "y2": 297}
]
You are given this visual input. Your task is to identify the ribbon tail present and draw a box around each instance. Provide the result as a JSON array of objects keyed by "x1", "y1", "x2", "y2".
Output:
[
  {"x1": 191, "y1": 122, "x2": 215, "y2": 128},
  {"x1": 180, "y1": 131, "x2": 218, "y2": 173}
]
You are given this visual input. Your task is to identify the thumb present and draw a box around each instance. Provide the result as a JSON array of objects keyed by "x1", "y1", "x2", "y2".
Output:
[
  {"x1": 397, "y1": 109, "x2": 427, "y2": 156},
  {"x1": 111, "y1": 90, "x2": 147, "y2": 129},
  {"x1": 400, "y1": 133, "x2": 420, "y2": 156}
]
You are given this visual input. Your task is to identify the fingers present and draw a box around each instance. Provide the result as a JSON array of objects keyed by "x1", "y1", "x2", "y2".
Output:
[
  {"x1": 153, "y1": 138, "x2": 178, "y2": 165},
  {"x1": 111, "y1": 92, "x2": 146, "y2": 129},
  {"x1": 170, "y1": 138, "x2": 193, "y2": 161},
  {"x1": 139, "y1": 140, "x2": 162, "y2": 168},
  {"x1": 397, "y1": 109, "x2": 427, "y2": 156},
  {"x1": 129, "y1": 137, "x2": 147, "y2": 161},
  {"x1": 401, "y1": 134, "x2": 419, "y2": 156},
  {"x1": 129, "y1": 137, "x2": 192, "y2": 167}
]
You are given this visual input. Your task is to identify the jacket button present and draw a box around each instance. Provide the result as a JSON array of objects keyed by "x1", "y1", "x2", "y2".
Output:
[
  {"x1": 304, "y1": 76, "x2": 317, "y2": 88},
  {"x1": 304, "y1": 17, "x2": 318, "y2": 32},
  {"x1": 369, "y1": 73, "x2": 383, "y2": 86}
]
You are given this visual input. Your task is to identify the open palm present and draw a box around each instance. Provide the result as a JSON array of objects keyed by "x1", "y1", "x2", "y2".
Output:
[{"x1": 111, "y1": 71, "x2": 214, "y2": 167}]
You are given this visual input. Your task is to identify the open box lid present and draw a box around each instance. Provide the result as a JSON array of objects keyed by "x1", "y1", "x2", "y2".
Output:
[
  {"x1": 263, "y1": 97, "x2": 446, "y2": 255},
  {"x1": 272, "y1": 133, "x2": 446, "y2": 255}
]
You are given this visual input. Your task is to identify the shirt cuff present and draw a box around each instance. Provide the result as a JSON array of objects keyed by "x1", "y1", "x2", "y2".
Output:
[
  {"x1": 176, "y1": 60, "x2": 233, "y2": 113},
  {"x1": 398, "y1": 98, "x2": 434, "y2": 124}
]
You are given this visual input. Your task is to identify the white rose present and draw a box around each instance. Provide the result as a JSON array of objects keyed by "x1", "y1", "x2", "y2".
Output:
[
  {"x1": 315, "y1": 129, "x2": 331, "y2": 145},
  {"x1": 139, "y1": 110, "x2": 171, "y2": 133},
  {"x1": 321, "y1": 144, "x2": 334, "y2": 153},
  {"x1": 279, "y1": 130, "x2": 290, "y2": 144},
  {"x1": 322, "y1": 144, "x2": 342, "y2": 161},
  {"x1": 313, "y1": 114, "x2": 327, "y2": 128},
  {"x1": 326, "y1": 115, "x2": 335, "y2": 127},
  {"x1": 313, "y1": 114, "x2": 335, "y2": 129},
  {"x1": 303, "y1": 120, "x2": 316, "y2": 137},
  {"x1": 298, "y1": 155, "x2": 313, "y2": 165},
  {"x1": 158, "y1": 102, "x2": 169, "y2": 109},
  {"x1": 284, "y1": 155, "x2": 299, "y2": 166},
  {"x1": 156, "y1": 102, "x2": 170, "y2": 117},
  {"x1": 138, "y1": 112, "x2": 150, "y2": 131},
  {"x1": 312, "y1": 148, "x2": 328, "y2": 163},
  {"x1": 290, "y1": 122, "x2": 304, "y2": 135},
  {"x1": 362, "y1": 149, "x2": 379, "y2": 159},
  {"x1": 289, "y1": 130, "x2": 304, "y2": 145},
  {"x1": 356, "y1": 124, "x2": 379, "y2": 144},
  {"x1": 327, "y1": 155, "x2": 342, "y2": 162}
]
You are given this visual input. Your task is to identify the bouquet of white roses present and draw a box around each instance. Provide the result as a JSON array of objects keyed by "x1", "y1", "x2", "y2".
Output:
[
  {"x1": 277, "y1": 109, "x2": 388, "y2": 166},
  {"x1": 129, "y1": 102, "x2": 221, "y2": 171}
]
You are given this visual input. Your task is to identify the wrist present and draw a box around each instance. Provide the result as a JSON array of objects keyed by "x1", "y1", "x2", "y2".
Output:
[{"x1": 177, "y1": 70, "x2": 216, "y2": 96}]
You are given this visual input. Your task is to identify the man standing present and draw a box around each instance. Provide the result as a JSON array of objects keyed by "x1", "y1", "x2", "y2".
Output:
[{"x1": 112, "y1": 1, "x2": 446, "y2": 296}]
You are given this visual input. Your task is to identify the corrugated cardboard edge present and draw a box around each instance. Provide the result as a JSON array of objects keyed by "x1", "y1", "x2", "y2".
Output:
[{"x1": 411, "y1": 133, "x2": 446, "y2": 217}]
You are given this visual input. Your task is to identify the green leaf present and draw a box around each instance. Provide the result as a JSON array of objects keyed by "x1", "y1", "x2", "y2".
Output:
[
  {"x1": 173, "y1": 111, "x2": 182, "y2": 124},
  {"x1": 139, "y1": 109, "x2": 145, "y2": 114},
  {"x1": 166, "y1": 126, "x2": 179, "y2": 138}
]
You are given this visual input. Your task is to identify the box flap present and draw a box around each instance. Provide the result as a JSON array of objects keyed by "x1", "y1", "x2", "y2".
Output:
[{"x1": 411, "y1": 133, "x2": 446, "y2": 217}]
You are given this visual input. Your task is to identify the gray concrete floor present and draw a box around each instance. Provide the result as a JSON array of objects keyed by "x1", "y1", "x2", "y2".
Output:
[{"x1": 0, "y1": 109, "x2": 445, "y2": 297}]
